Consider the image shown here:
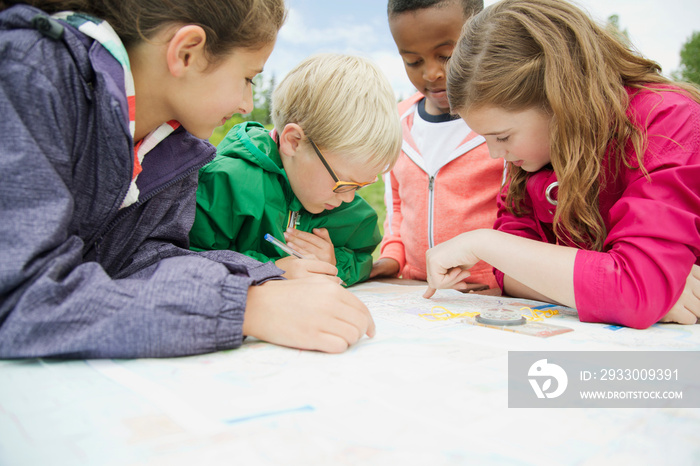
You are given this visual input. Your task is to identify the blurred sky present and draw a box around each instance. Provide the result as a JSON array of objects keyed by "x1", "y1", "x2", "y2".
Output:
[{"x1": 264, "y1": 0, "x2": 700, "y2": 98}]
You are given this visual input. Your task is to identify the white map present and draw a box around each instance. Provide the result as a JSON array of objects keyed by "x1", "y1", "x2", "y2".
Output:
[{"x1": 1, "y1": 281, "x2": 698, "y2": 465}]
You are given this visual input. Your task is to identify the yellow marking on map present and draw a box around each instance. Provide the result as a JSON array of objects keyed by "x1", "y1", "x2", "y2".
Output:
[
  {"x1": 419, "y1": 305, "x2": 480, "y2": 321},
  {"x1": 521, "y1": 306, "x2": 560, "y2": 322}
]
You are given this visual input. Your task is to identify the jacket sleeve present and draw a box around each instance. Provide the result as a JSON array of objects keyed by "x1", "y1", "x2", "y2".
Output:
[
  {"x1": 0, "y1": 50, "x2": 282, "y2": 359},
  {"x1": 190, "y1": 158, "x2": 249, "y2": 252},
  {"x1": 313, "y1": 198, "x2": 382, "y2": 287},
  {"x1": 574, "y1": 94, "x2": 700, "y2": 328},
  {"x1": 190, "y1": 156, "x2": 284, "y2": 265},
  {"x1": 378, "y1": 170, "x2": 407, "y2": 273},
  {"x1": 574, "y1": 163, "x2": 700, "y2": 328},
  {"x1": 491, "y1": 186, "x2": 545, "y2": 290},
  {"x1": 335, "y1": 214, "x2": 382, "y2": 287}
]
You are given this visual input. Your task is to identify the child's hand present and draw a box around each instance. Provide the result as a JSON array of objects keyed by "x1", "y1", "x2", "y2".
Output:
[
  {"x1": 659, "y1": 264, "x2": 700, "y2": 324},
  {"x1": 370, "y1": 258, "x2": 400, "y2": 278},
  {"x1": 243, "y1": 276, "x2": 376, "y2": 353},
  {"x1": 284, "y1": 228, "x2": 336, "y2": 265},
  {"x1": 423, "y1": 231, "x2": 480, "y2": 298},
  {"x1": 275, "y1": 255, "x2": 342, "y2": 284}
]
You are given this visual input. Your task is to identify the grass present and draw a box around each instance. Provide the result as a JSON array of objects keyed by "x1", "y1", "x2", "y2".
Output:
[
  {"x1": 357, "y1": 178, "x2": 386, "y2": 235},
  {"x1": 357, "y1": 179, "x2": 387, "y2": 260}
]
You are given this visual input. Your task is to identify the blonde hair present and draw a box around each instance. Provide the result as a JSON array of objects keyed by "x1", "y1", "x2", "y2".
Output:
[
  {"x1": 271, "y1": 53, "x2": 402, "y2": 171},
  {"x1": 447, "y1": 0, "x2": 700, "y2": 250}
]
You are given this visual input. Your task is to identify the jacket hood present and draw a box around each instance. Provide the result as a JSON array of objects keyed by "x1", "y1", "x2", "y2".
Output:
[
  {"x1": 1, "y1": 5, "x2": 93, "y2": 83},
  {"x1": 2, "y1": 4, "x2": 132, "y2": 140},
  {"x1": 216, "y1": 122, "x2": 285, "y2": 176},
  {"x1": 398, "y1": 92, "x2": 426, "y2": 117},
  {"x1": 1, "y1": 4, "x2": 41, "y2": 29}
]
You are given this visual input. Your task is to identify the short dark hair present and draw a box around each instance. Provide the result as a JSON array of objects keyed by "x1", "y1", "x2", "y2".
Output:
[{"x1": 387, "y1": 0, "x2": 484, "y2": 18}]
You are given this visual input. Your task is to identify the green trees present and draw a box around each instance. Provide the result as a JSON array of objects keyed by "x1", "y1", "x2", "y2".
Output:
[
  {"x1": 674, "y1": 31, "x2": 700, "y2": 86},
  {"x1": 209, "y1": 74, "x2": 276, "y2": 146},
  {"x1": 605, "y1": 13, "x2": 698, "y2": 87},
  {"x1": 605, "y1": 14, "x2": 630, "y2": 46}
]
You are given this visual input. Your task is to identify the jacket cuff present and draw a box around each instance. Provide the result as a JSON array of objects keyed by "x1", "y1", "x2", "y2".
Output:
[
  {"x1": 245, "y1": 260, "x2": 286, "y2": 284},
  {"x1": 493, "y1": 268, "x2": 505, "y2": 291},
  {"x1": 215, "y1": 273, "x2": 253, "y2": 350},
  {"x1": 379, "y1": 242, "x2": 406, "y2": 272},
  {"x1": 573, "y1": 249, "x2": 602, "y2": 323}
]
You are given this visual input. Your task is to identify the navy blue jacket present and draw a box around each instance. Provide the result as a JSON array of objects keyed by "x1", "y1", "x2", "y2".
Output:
[{"x1": 0, "y1": 5, "x2": 283, "y2": 358}]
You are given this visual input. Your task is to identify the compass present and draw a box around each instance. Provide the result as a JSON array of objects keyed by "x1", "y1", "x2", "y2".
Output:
[{"x1": 475, "y1": 308, "x2": 527, "y2": 326}]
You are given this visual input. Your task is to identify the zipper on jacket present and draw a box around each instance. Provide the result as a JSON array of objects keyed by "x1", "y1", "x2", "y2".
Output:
[
  {"x1": 88, "y1": 155, "x2": 213, "y2": 258},
  {"x1": 428, "y1": 175, "x2": 435, "y2": 248},
  {"x1": 287, "y1": 211, "x2": 300, "y2": 230}
]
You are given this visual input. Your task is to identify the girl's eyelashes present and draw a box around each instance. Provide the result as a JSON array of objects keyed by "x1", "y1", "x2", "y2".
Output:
[
  {"x1": 405, "y1": 59, "x2": 422, "y2": 67},
  {"x1": 246, "y1": 77, "x2": 256, "y2": 86},
  {"x1": 496, "y1": 136, "x2": 510, "y2": 142}
]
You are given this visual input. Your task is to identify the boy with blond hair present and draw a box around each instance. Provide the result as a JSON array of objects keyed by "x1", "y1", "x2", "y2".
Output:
[{"x1": 190, "y1": 53, "x2": 402, "y2": 287}]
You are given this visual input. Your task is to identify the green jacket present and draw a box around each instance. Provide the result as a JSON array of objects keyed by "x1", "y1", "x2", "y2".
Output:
[{"x1": 190, "y1": 122, "x2": 381, "y2": 286}]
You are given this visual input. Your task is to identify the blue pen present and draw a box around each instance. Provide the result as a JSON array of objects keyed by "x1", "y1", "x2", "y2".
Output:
[
  {"x1": 264, "y1": 233, "x2": 306, "y2": 259},
  {"x1": 264, "y1": 233, "x2": 347, "y2": 286}
]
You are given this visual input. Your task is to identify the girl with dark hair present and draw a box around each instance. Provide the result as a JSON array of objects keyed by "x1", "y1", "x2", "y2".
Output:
[{"x1": 0, "y1": 0, "x2": 375, "y2": 358}]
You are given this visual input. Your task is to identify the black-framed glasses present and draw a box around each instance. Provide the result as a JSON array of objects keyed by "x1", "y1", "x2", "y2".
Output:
[{"x1": 307, "y1": 138, "x2": 377, "y2": 193}]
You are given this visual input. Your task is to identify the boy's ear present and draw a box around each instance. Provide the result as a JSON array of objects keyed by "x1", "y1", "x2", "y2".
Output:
[
  {"x1": 166, "y1": 25, "x2": 207, "y2": 77},
  {"x1": 278, "y1": 123, "x2": 305, "y2": 157}
]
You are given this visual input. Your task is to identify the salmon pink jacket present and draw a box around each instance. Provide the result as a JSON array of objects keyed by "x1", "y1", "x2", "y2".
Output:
[{"x1": 380, "y1": 92, "x2": 504, "y2": 287}]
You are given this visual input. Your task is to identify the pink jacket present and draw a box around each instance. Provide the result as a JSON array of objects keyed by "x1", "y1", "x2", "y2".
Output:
[
  {"x1": 494, "y1": 86, "x2": 700, "y2": 328},
  {"x1": 380, "y1": 92, "x2": 504, "y2": 287}
]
